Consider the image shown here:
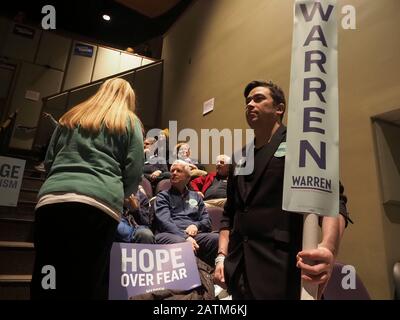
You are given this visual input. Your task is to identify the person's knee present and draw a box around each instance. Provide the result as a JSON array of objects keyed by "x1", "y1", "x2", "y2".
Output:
[
  {"x1": 207, "y1": 232, "x2": 219, "y2": 248},
  {"x1": 155, "y1": 232, "x2": 185, "y2": 244},
  {"x1": 133, "y1": 228, "x2": 155, "y2": 244},
  {"x1": 116, "y1": 221, "x2": 133, "y2": 242}
]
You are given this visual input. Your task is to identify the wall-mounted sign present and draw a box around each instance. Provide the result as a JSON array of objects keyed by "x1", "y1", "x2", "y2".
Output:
[
  {"x1": 25, "y1": 90, "x2": 40, "y2": 101},
  {"x1": 0, "y1": 156, "x2": 26, "y2": 207},
  {"x1": 203, "y1": 97, "x2": 214, "y2": 116},
  {"x1": 74, "y1": 43, "x2": 94, "y2": 58},
  {"x1": 13, "y1": 24, "x2": 36, "y2": 39}
]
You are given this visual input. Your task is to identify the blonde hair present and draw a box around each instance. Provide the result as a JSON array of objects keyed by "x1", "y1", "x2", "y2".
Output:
[
  {"x1": 59, "y1": 78, "x2": 138, "y2": 134},
  {"x1": 175, "y1": 142, "x2": 190, "y2": 156},
  {"x1": 161, "y1": 128, "x2": 169, "y2": 138}
]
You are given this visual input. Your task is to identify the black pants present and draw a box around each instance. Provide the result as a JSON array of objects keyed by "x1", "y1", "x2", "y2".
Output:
[
  {"x1": 227, "y1": 259, "x2": 255, "y2": 300},
  {"x1": 31, "y1": 202, "x2": 118, "y2": 300},
  {"x1": 155, "y1": 232, "x2": 218, "y2": 267}
]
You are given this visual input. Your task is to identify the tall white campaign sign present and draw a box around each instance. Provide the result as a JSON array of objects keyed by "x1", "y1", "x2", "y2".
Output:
[{"x1": 283, "y1": 0, "x2": 339, "y2": 299}]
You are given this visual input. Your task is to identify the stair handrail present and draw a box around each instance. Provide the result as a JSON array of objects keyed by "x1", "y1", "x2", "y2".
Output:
[{"x1": 42, "y1": 59, "x2": 162, "y2": 103}]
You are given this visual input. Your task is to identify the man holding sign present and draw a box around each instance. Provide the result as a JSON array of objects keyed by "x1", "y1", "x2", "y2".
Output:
[{"x1": 214, "y1": 80, "x2": 349, "y2": 299}]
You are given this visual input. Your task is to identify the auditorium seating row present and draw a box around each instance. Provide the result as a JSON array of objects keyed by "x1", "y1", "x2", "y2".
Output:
[
  {"x1": 140, "y1": 176, "x2": 170, "y2": 199},
  {"x1": 139, "y1": 176, "x2": 222, "y2": 233}
]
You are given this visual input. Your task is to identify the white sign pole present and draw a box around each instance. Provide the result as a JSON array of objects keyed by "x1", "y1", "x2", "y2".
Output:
[{"x1": 301, "y1": 213, "x2": 319, "y2": 299}]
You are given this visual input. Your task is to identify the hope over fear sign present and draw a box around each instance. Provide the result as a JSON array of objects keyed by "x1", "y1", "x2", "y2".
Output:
[{"x1": 109, "y1": 242, "x2": 201, "y2": 300}]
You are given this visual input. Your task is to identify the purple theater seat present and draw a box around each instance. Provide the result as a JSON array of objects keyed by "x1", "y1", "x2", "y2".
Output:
[
  {"x1": 140, "y1": 176, "x2": 153, "y2": 199},
  {"x1": 206, "y1": 206, "x2": 223, "y2": 232},
  {"x1": 155, "y1": 179, "x2": 171, "y2": 194}
]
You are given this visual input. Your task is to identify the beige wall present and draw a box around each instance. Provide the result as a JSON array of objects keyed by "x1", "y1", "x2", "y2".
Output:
[{"x1": 162, "y1": 0, "x2": 400, "y2": 299}]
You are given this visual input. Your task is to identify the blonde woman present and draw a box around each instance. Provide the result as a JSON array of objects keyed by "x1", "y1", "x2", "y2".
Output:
[{"x1": 31, "y1": 78, "x2": 144, "y2": 300}]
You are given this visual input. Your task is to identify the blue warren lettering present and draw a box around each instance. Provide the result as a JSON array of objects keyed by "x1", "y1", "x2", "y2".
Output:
[{"x1": 292, "y1": 175, "x2": 332, "y2": 192}]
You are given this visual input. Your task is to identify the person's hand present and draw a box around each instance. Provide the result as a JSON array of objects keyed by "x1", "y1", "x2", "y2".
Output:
[
  {"x1": 150, "y1": 170, "x2": 161, "y2": 181},
  {"x1": 197, "y1": 191, "x2": 204, "y2": 198},
  {"x1": 214, "y1": 256, "x2": 226, "y2": 288},
  {"x1": 186, "y1": 236, "x2": 199, "y2": 252},
  {"x1": 144, "y1": 148, "x2": 152, "y2": 157},
  {"x1": 128, "y1": 194, "x2": 139, "y2": 209},
  {"x1": 296, "y1": 245, "x2": 334, "y2": 298},
  {"x1": 185, "y1": 224, "x2": 198, "y2": 237}
]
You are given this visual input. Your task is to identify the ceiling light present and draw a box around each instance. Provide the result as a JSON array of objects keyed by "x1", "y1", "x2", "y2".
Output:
[{"x1": 102, "y1": 14, "x2": 111, "y2": 21}]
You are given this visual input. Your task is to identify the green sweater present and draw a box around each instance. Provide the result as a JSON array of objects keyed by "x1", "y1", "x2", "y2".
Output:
[{"x1": 38, "y1": 119, "x2": 144, "y2": 215}]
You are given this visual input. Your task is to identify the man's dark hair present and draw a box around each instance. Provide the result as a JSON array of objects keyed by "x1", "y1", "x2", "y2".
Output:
[{"x1": 244, "y1": 80, "x2": 286, "y2": 107}]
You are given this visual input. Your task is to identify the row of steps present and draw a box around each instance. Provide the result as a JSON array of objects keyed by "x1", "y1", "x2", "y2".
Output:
[
  {"x1": 0, "y1": 241, "x2": 35, "y2": 300},
  {"x1": 0, "y1": 241, "x2": 35, "y2": 274},
  {"x1": 0, "y1": 275, "x2": 31, "y2": 300},
  {"x1": 0, "y1": 218, "x2": 34, "y2": 242},
  {"x1": 0, "y1": 155, "x2": 44, "y2": 300},
  {"x1": 0, "y1": 201, "x2": 36, "y2": 220}
]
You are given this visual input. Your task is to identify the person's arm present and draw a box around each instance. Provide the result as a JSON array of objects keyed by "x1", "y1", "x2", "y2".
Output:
[
  {"x1": 320, "y1": 215, "x2": 346, "y2": 254},
  {"x1": 297, "y1": 182, "x2": 349, "y2": 298},
  {"x1": 214, "y1": 229, "x2": 230, "y2": 286},
  {"x1": 154, "y1": 192, "x2": 186, "y2": 238},
  {"x1": 135, "y1": 190, "x2": 151, "y2": 227},
  {"x1": 190, "y1": 175, "x2": 205, "y2": 192},
  {"x1": 44, "y1": 125, "x2": 62, "y2": 173},
  {"x1": 296, "y1": 214, "x2": 346, "y2": 298},
  {"x1": 214, "y1": 164, "x2": 236, "y2": 286},
  {"x1": 159, "y1": 171, "x2": 171, "y2": 180},
  {"x1": 150, "y1": 170, "x2": 162, "y2": 181},
  {"x1": 122, "y1": 119, "x2": 144, "y2": 198}
]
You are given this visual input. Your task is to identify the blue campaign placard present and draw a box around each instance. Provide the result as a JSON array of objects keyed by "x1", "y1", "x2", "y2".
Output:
[{"x1": 109, "y1": 242, "x2": 201, "y2": 300}]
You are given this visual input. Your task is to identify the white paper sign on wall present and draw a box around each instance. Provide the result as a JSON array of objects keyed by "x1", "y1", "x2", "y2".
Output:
[
  {"x1": 25, "y1": 90, "x2": 41, "y2": 101},
  {"x1": 0, "y1": 156, "x2": 26, "y2": 207},
  {"x1": 203, "y1": 98, "x2": 214, "y2": 116}
]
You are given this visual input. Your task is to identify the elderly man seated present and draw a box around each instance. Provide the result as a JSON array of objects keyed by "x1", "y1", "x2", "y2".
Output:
[
  {"x1": 154, "y1": 160, "x2": 218, "y2": 266},
  {"x1": 190, "y1": 154, "x2": 230, "y2": 208}
]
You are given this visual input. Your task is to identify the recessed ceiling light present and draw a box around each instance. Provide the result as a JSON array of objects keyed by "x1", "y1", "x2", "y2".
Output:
[{"x1": 102, "y1": 14, "x2": 111, "y2": 21}]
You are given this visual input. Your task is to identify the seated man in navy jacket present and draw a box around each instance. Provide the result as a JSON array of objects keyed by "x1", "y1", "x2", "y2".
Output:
[{"x1": 154, "y1": 160, "x2": 218, "y2": 266}]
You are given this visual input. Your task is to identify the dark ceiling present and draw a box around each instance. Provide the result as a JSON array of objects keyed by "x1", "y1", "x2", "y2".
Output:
[{"x1": 1, "y1": 0, "x2": 193, "y2": 57}]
